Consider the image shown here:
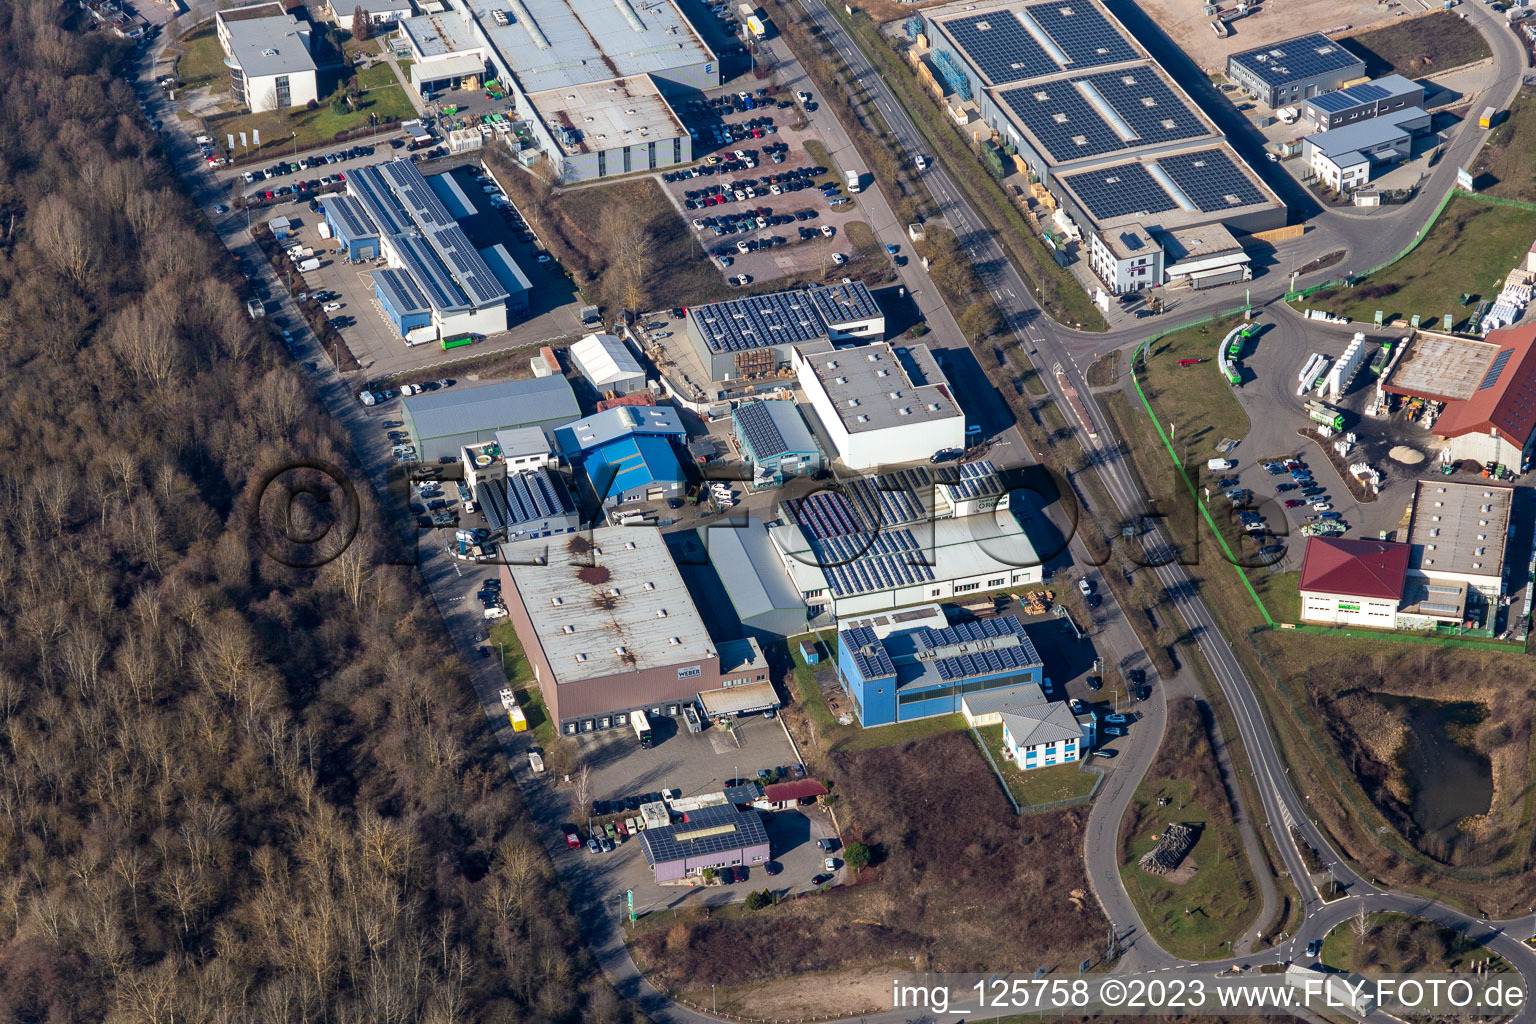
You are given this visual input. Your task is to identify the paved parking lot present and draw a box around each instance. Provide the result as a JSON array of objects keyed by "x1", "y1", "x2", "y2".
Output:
[{"x1": 657, "y1": 93, "x2": 888, "y2": 286}]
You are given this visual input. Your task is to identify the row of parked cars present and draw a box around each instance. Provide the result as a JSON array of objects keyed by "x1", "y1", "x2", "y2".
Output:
[{"x1": 244, "y1": 145, "x2": 376, "y2": 184}]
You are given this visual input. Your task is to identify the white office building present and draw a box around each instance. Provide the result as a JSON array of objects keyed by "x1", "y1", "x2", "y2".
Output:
[{"x1": 216, "y1": 4, "x2": 318, "y2": 113}]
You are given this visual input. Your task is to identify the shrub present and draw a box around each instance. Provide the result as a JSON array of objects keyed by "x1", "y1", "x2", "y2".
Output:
[
  {"x1": 745, "y1": 890, "x2": 772, "y2": 911},
  {"x1": 843, "y1": 841, "x2": 870, "y2": 872}
]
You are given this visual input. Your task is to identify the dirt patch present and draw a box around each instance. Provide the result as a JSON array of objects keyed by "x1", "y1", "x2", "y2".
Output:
[
  {"x1": 1159, "y1": 857, "x2": 1200, "y2": 886},
  {"x1": 676, "y1": 968, "x2": 898, "y2": 1020},
  {"x1": 1126, "y1": 0, "x2": 1396, "y2": 74},
  {"x1": 1339, "y1": 10, "x2": 1492, "y2": 79},
  {"x1": 631, "y1": 730, "x2": 1105, "y2": 1013}
]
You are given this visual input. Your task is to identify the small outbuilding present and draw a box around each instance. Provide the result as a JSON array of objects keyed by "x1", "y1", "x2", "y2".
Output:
[{"x1": 570, "y1": 333, "x2": 646, "y2": 396}]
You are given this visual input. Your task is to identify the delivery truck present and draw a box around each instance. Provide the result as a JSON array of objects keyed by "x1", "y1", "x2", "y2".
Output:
[
  {"x1": 1207, "y1": 458, "x2": 1235, "y2": 472},
  {"x1": 845, "y1": 169, "x2": 861, "y2": 193},
  {"x1": 298, "y1": 257, "x2": 321, "y2": 272}
]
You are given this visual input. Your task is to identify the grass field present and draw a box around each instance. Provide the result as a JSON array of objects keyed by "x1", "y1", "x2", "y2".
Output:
[
  {"x1": 175, "y1": 26, "x2": 227, "y2": 88},
  {"x1": 1340, "y1": 10, "x2": 1490, "y2": 78},
  {"x1": 975, "y1": 725, "x2": 1098, "y2": 806},
  {"x1": 1320, "y1": 912, "x2": 1509, "y2": 974},
  {"x1": 214, "y1": 84, "x2": 416, "y2": 157},
  {"x1": 1299, "y1": 197, "x2": 1536, "y2": 329},
  {"x1": 1121, "y1": 777, "x2": 1256, "y2": 960},
  {"x1": 1473, "y1": 88, "x2": 1536, "y2": 202},
  {"x1": 356, "y1": 61, "x2": 400, "y2": 91}
]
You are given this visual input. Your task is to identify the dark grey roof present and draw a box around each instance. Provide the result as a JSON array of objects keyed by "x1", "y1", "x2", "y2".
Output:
[
  {"x1": 640, "y1": 803, "x2": 769, "y2": 865},
  {"x1": 690, "y1": 282, "x2": 880, "y2": 354},
  {"x1": 912, "y1": 615, "x2": 1043, "y2": 681},
  {"x1": 483, "y1": 467, "x2": 577, "y2": 531},
  {"x1": 723, "y1": 783, "x2": 763, "y2": 804},
  {"x1": 841, "y1": 623, "x2": 897, "y2": 679},
  {"x1": 997, "y1": 63, "x2": 1210, "y2": 164},
  {"x1": 734, "y1": 401, "x2": 820, "y2": 460},
  {"x1": 404, "y1": 377, "x2": 578, "y2": 440},
  {"x1": 1061, "y1": 146, "x2": 1269, "y2": 220},
  {"x1": 945, "y1": 460, "x2": 1008, "y2": 500},
  {"x1": 373, "y1": 268, "x2": 431, "y2": 317},
  {"x1": 326, "y1": 194, "x2": 379, "y2": 241},
  {"x1": 1229, "y1": 33, "x2": 1363, "y2": 87}
]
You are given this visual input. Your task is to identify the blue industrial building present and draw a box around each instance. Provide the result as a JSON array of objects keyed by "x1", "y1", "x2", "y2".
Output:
[
  {"x1": 323, "y1": 194, "x2": 381, "y2": 259},
  {"x1": 732, "y1": 401, "x2": 823, "y2": 486},
  {"x1": 581, "y1": 435, "x2": 686, "y2": 510},
  {"x1": 555, "y1": 404, "x2": 686, "y2": 457},
  {"x1": 837, "y1": 607, "x2": 1044, "y2": 726},
  {"x1": 374, "y1": 268, "x2": 433, "y2": 336}
]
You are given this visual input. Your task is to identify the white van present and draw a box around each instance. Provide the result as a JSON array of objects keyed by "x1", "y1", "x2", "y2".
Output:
[
  {"x1": 1207, "y1": 458, "x2": 1235, "y2": 471},
  {"x1": 611, "y1": 509, "x2": 645, "y2": 526}
]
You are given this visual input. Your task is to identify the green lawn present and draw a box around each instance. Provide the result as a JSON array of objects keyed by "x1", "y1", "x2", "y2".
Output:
[
  {"x1": 1472, "y1": 88, "x2": 1536, "y2": 202},
  {"x1": 175, "y1": 26, "x2": 227, "y2": 88},
  {"x1": 487, "y1": 621, "x2": 562, "y2": 753},
  {"x1": 214, "y1": 84, "x2": 416, "y2": 157},
  {"x1": 357, "y1": 61, "x2": 400, "y2": 91},
  {"x1": 1298, "y1": 197, "x2": 1536, "y2": 330},
  {"x1": 802, "y1": 140, "x2": 841, "y2": 190},
  {"x1": 1137, "y1": 315, "x2": 1252, "y2": 460},
  {"x1": 1120, "y1": 779, "x2": 1259, "y2": 960},
  {"x1": 974, "y1": 725, "x2": 1098, "y2": 806},
  {"x1": 1319, "y1": 912, "x2": 1510, "y2": 974},
  {"x1": 1340, "y1": 11, "x2": 1490, "y2": 78}
]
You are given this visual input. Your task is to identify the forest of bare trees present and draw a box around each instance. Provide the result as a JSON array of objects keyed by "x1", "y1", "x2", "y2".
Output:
[{"x1": 0, "y1": 3, "x2": 627, "y2": 1020}]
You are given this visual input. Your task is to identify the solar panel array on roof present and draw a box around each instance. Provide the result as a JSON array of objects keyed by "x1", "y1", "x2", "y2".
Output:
[
  {"x1": 998, "y1": 64, "x2": 1208, "y2": 163},
  {"x1": 326, "y1": 194, "x2": 379, "y2": 240},
  {"x1": 1024, "y1": 2, "x2": 1137, "y2": 69},
  {"x1": 641, "y1": 804, "x2": 768, "y2": 866},
  {"x1": 913, "y1": 615, "x2": 1043, "y2": 680},
  {"x1": 841, "y1": 624, "x2": 897, "y2": 679},
  {"x1": 1155, "y1": 149, "x2": 1267, "y2": 211},
  {"x1": 1061, "y1": 161, "x2": 1178, "y2": 220},
  {"x1": 947, "y1": 460, "x2": 1007, "y2": 500},
  {"x1": 1310, "y1": 80, "x2": 1389, "y2": 113},
  {"x1": 1479, "y1": 348, "x2": 1514, "y2": 392},
  {"x1": 380, "y1": 159, "x2": 455, "y2": 230},
  {"x1": 736, "y1": 402, "x2": 790, "y2": 461},
  {"x1": 782, "y1": 491, "x2": 872, "y2": 539},
  {"x1": 842, "y1": 471, "x2": 926, "y2": 529},
  {"x1": 395, "y1": 233, "x2": 468, "y2": 312},
  {"x1": 817, "y1": 528, "x2": 935, "y2": 597},
  {"x1": 1230, "y1": 33, "x2": 1361, "y2": 87},
  {"x1": 503, "y1": 467, "x2": 577, "y2": 524},
  {"x1": 941, "y1": 12, "x2": 1056, "y2": 85},
  {"x1": 373, "y1": 267, "x2": 431, "y2": 316},
  {"x1": 691, "y1": 283, "x2": 880, "y2": 354},
  {"x1": 434, "y1": 223, "x2": 506, "y2": 306}
]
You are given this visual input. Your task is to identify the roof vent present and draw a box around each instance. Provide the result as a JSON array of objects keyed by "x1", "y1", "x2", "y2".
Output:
[
  {"x1": 656, "y1": 608, "x2": 668, "y2": 617},
  {"x1": 615, "y1": 646, "x2": 628, "y2": 655},
  {"x1": 625, "y1": 541, "x2": 637, "y2": 550},
  {"x1": 669, "y1": 636, "x2": 682, "y2": 645},
  {"x1": 608, "y1": 587, "x2": 621, "y2": 596},
  {"x1": 562, "y1": 624, "x2": 576, "y2": 633},
  {"x1": 551, "y1": 596, "x2": 563, "y2": 605},
  {"x1": 575, "y1": 653, "x2": 588, "y2": 662}
]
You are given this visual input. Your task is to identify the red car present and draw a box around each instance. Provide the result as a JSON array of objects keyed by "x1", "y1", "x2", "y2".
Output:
[
  {"x1": 1284, "y1": 499, "x2": 1305, "y2": 508},
  {"x1": 565, "y1": 832, "x2": 581, "y2": 849}
]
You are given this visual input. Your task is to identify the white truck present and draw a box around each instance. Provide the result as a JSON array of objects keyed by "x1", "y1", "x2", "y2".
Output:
[
  {"x1": 358, "y1": 390, "x2": 377, "y2": 407},
  {"x1": 500, "y1": 687, "x2": 517, "y2": 710},
  {"x1": 527, "y1": 751, "x2": 545, "y2": 774},
  {"x1": 297, "y1": 257, "x2": 321, "y2": 272},
  {"x1": 1207, "y1": 458, "x2": 1235, "y2": 472},
  {"x1": 845, "y1": 168, "x2": 861, "y2": 193}
]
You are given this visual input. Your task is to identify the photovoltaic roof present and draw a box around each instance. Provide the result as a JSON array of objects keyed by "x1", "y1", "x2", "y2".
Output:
[
  {"x1": 325, "y1": 194, "x2": 379, "y2": 241},
  {"x1": 841, "y1": 624, "x2": 897, "y2": 679},
  {"x1": 1023, "y1": 2, "x2": 1138, "y2": 69},
  {"x1": 1229, "y1": 33, "x2": 1363, "y2": 88},
  {"x1": 690, "y1": 282, "x2": 880, "y2": 354},
  {"x1": 997, "y1": 64, "x2": 1209, "y2": 163},
  {"x1": 493, "y1": 467, "x2": 577, "y2": 528},
  {"x1": 941, "y1": 12, "x2": 1056, "y2": 85},
  {"x1": 1061, "y1": 146, "x2": 1268, "y2": 221},
  {"x1": 372, "y1": 267, "x2": 431, "y2": 317},
  {"x1": 945, "y1": 460, "x2": 1007, "y2": 500},
  {"x1": 640, "y1": 803, "x2": 768, "y2": 866}
]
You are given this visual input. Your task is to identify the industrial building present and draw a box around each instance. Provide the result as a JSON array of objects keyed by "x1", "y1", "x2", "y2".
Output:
[
  {"x1": 685, "y1": 282, "x2": 885, "y2": 383},
  {"x1": 732, "y1": 400, "x2": 824, "y2": 486},
  {"x1": 767, "y1": 481, "x2": 1042, "y2": 617},
  {"x1": 554, "y1": 404, "x2": 686, "y2": 457},
  {"x1": 835, "y1": 604, "x2": 1044, "y2": 726},
  {"x1": 1298, "y1": 537, "x2": 1413, "y2": 628},
  {"x1": 580, "y1": 435, "x2": 686, "y2": 509},
  {"x1": 1405, "y1": 479, "x2": 1513, "y2": 616},
  {"x1": 1159, "y1": 224, "x2": 1252, "y2": 291},
  {"x1": 1380, "y1": 326, "x2": 1536, "y2": 470},
  {"x1": 916, "y1": 0, "x2": 1285, "y2": 237},
  {"x1": 215, "y1": 4, "x2": 318, "y2": 113},
  {"x1": 639, "y1": 803, "x2": 771, "y2": 883},
  {"x1": 1300, "y1": 74, "x2": 1424, "y2": 131},
  {"x1": 703, "y1": 518, "x2": 812, "y2": 637},
  {"x1": 327, "y1": 160, "x2": 529, "y2": 341},
  {"x1": 328, "y1": 0, "x2": 414, "y2": 27},
  {"x1": 793, "y1": 340, "x2": 965, "y2": 469},
  {"x1": 498, "y1": 525, "x2": 731, "y2": 734},
  {"x1": 959, "y1": 682, "x2": 1047, "y2": 726},
  {"x1": 1226, "y1": 33, "x2": 1366, "y2": 109},
  {"x1": 1088, "y1": 227, "x2": 1162, "y2": 296},
  {"x1": 569, "y1": 333, "x2": 646, "y2": 397},
  {"x1": 462, "y1": 426, "x2": 555, "y2": 497},
  {"x1": 1301, "y1": 107, "x2": 1431, "y2": 192},
  {"x1": 402, "y1": 376, "x2": 579, "y2": 460},
  {"x1": 396, "y1": 0, "x2": 715, "y2": 182},
  {"x1": 480, "y1": 466, "x2": 582, "y2": 542}
]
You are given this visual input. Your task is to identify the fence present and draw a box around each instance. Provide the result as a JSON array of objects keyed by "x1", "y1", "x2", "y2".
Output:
[{"x1": 969, "y1": 725, "x2": 1107, "y2": 815}]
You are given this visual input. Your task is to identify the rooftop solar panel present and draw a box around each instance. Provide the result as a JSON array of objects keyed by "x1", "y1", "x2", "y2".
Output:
[
  {"x1": 1060, "y1": 160, "x2": 1178, "y2": 220},
  {"x1": 1230, "y1": 33, "x2": 1362, "y2": 87},
  {"x1": 940, "y1": 11, "x2": 1056, "y2": 85},
  {"x1": 1155, "y1": 149, "x2": 1267, "y2": 212},
  {"x1": 736, "y1": 401, "x2": 789, "y2": 460},
  {"x1": 1024, "y1": 2, "x2": 1137, "y2": 69},
  {"x1": 1479, "y1": 348, "x2": 1514, "y2": 391},
  {"x1": 998, "y1": 64, "x2": 1209, "y2": 163}
]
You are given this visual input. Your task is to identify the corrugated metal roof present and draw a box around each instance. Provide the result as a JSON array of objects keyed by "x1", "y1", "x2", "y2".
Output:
[
  {"x1": 1000, "y1": 703, "x2": 1085, "y2": 747},
  {"x1": 583, "y1": 434, "x2": 683, "y2": 497},
  {"x1": 704, "y1": 519, "x2": 805, "y2": 626},
  {"x1": 404, "y1": 376, "x2": 578, "y2": 440}
]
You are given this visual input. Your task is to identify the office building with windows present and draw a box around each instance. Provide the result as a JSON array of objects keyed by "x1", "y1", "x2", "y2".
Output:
[{"x1": 215, "y1": 4, "x2": 318, "y2": 113}]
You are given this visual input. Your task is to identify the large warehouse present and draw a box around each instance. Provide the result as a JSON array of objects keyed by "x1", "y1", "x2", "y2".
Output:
[
  {"x1": 498, "y1": 526, "x2": 734, "y2": 734},
  {"x1": 1226, "y1": 33, "x2": 1366, "y2": 110},
  {"x1": 397, "y1": 0, "x2": 715, "y2": 183},
  {"x1": 685, "y1": 282, "x2": 885, "y2": 383},
  {"x1": 402, "y1": 376, "x2": 579, "y2": 460},
  {"x1": 703, "y1": 517, "x2": 812, "y2": 637},
  {"x1": 1380, "y1": 326, "x2": 1536, "y2": 470},
  {"x1": 917, "y1": 0, "x2": 1286, "y2": 239},
  {"x1": 766, "y1": 481, "x2": 1043, "y2": 617},
  {"x1": 1405, "y1": 479, "x2": 1514, "y2": 616},
  {"x1": 793, "y1": 340, "x2": 965, "y2": 469},
  {"x1": 327, "y1": 160, "x2": 529, "y2": 341},
  {"x1": 836, "y1": 604, "x2": 1046, "y2": 726}
]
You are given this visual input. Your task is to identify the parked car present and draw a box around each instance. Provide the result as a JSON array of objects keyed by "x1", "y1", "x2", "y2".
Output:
[
  {"x1": 1069, "y1": 698, "x2": 1085, "y2": 714},
  {"x1": 1285, "y1": 499, "x2": 1305, "y2": 508},
  {"x1": 1077, "y1": 578, "x2": 1094, "y2": 596},
  {"x1": 565, "y1": 832, "x2": 581, "y2": 849},
  {"x1": 1095, "y1": 747, "x2": 1118, "y2": 759},
  {"x1": 1101, "y1": 725, "x2": 1127, "y2": 737}
]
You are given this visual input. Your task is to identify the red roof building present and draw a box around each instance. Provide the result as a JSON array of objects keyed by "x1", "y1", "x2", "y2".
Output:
[
  {"x1": 1431, "y1": 325, "x2": 1536, "y2": 447},
  {"x1": 1298, "y1": 537, "x2": 1411, "y2": 627},
  {"x1": 761, "y1": 779, "x2": 828, "y2": 805}
]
